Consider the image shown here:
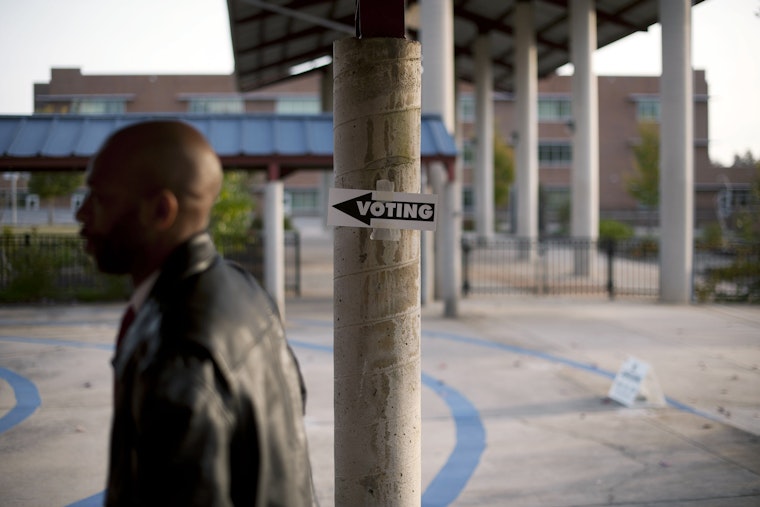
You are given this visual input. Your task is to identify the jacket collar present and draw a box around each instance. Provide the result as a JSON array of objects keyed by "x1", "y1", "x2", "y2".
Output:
[
  {"x1": 113, "y1": 233, "x2": 218, "y2": 374},
  {"x1": 153, "y1": 232, "x2": 218, "y2": 294}
]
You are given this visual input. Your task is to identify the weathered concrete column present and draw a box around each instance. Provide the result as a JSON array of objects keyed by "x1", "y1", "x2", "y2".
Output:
[
  {"x1": 514, "y1": 0, "x2": 539, "y2": 250},
  {"x1": 570, "y1": 0, "x2": 599, "y2": 275},
  {"x1": 474, "y1": 33, "x2": 495, "y2": 241},
  {"x1": 659, "y1": 0, "x2": 693, "y2": 303},
  {"x1": 264, "y1": 179, "x2": 285, "y2": 317},
  {"x1": 333, "y1": 37, "x2": 422, "y2": 505}
]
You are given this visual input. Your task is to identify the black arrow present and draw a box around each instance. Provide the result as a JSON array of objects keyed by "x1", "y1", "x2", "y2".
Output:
[{"x1": 332, "y1": 192, "x2": 374, "y2": 225}]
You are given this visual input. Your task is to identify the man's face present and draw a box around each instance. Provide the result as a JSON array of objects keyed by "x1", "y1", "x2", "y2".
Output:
[{"x1": 76, "y1": 152, "x2": 147, "y2": 275}]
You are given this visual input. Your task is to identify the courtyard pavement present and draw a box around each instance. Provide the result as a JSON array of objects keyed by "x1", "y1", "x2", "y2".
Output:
[{"x1": 1, "y1": 225, "x2": 759, "y2": 506}]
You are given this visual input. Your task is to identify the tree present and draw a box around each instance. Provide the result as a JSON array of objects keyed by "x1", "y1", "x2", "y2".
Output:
[
  {"x1": 493, "y1": 134, "x2": 514, "y2": 208},
  {"x1": 626, "y1": 122, "x2": 660, "y2": 209},
  {"x1": 28, "y1": 172, "x2": 83, "y2": 224},
  {"x1": 209, "y1": 171, "x2": 255, "y2": 242},
  {"x1": 732, "y1": 150, "x2": 758, "y2": 168},
  {"x1": 734, "y1": 162, "x2": 760, "y2": 242}
]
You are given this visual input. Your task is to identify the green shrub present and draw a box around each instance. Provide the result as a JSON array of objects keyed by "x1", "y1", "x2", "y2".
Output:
[
  {"x1": 698, "y1": 222, "x2": 724, "y2": 250},
  {"x1": 599, "y1": 219, "x2": 634, "y2": 242},
  {"x1": 0, "y1": 240, "x2": 57, "y2": 302}
]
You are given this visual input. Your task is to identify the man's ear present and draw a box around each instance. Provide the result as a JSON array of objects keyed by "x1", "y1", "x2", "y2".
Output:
[{"x1": 143, "y1": 190, "x2": 179, "y2": 231}]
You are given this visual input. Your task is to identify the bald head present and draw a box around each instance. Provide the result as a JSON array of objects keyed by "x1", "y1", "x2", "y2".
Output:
[
  {"x1": 78, "y1": 120, "x2": 223, "y2": 283},
  {"x1": 99, "y1": 121, "x2": 222, "y2": 216}
]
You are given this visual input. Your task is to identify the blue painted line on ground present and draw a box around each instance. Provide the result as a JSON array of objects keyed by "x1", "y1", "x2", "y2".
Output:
[
  {"x1": 288, "y1": 337, "x2": 485, "y2": 507},
  {"x1": 1, "y1": 331, "x2": 480, "y2": 507},
  {"x1": 0, "y1": 335, "x2": 114, "y2": 351},
  {"x1": 66, "y1": 492, "x2": 104, "y2": 507},
  {"x1": 0, "y1": 319, "x2": 116, "y2": 328},
  {"x1": 423, "y1": 329, "x2": 721, "y2": 422},
  {"x1": 4, "y1": 319, "x2": 721, "y2": 507},
  {"x1": 0, "y1": 367, "x2": 42, "y2": 434},
  {"x1": 424, "y1": 329, "x2": 617, "y2": 380},
  {"x1": 420, "y1": 372, "x2": 486, "y2": 507}
]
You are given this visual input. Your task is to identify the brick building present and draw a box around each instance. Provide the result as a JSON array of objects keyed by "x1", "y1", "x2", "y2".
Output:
[{"x1": 4, "y1": 67, "x2": 754, "y2": 231}]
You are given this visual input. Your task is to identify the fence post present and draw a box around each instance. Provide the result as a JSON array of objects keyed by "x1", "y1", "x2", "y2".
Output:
[
  {"x1": 461, "y1": 239, "x2": 471, "y2": 297},
  {"x1": 539, "y1": 239, "x2": 548, "y2": 295},
  {"x1": 293, "y1": 231, "x2": 301, "y2": 297},
  {"x1": 606, "y1": 239, "x2": 616, "y2": 300}
]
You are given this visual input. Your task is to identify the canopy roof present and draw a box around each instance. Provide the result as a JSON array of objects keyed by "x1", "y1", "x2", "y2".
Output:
[
  {"x1": 227, "y1": 0, "x2": 704, "y2": 93},
  {"x1": 0, "y1": 113, "x2": 456, "y2": 176}
]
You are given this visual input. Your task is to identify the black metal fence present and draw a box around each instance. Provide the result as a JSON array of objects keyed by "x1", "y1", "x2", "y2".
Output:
[
  {"x1": 692, "y1": 241, "x2": 760, "y2": 303},
  {"x1": 219, "y1": 232, "x2": 301, "y2": 297},
  {"x1": 462, "y1": 236, "x2": 760, "y2": 302},
  {"x1": 0, "y1": 231, "x2": 300, "y2": 303}
]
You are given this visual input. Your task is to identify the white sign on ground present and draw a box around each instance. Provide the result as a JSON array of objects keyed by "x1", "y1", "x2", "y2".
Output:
[
  {"x1": 608, "y1": 357, "x2": 653, "y2": 407},
  {"x1": 327, "y1": 188, "x2": 438, "y2": 231}
]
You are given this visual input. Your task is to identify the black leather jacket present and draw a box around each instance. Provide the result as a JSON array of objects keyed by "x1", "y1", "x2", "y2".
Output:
[{"x1": 107, "y1": 233, "x2": 313, "y2": 506}]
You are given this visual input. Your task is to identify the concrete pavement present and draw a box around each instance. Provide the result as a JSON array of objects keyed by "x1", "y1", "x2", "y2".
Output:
[{"x1": 1, "y1": 225, "x2": 759, "y2": 506}]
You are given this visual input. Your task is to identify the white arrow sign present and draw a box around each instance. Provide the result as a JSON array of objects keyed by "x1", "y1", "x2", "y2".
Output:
[{"x1": 327, "y1": 188, "x2": 438, "y2": 231}]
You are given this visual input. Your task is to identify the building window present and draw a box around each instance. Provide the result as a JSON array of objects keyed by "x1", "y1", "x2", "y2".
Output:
[
  {"x1": 636, "y1": 98, "x2": 660, "y2": 122},
  {"x1": 287, "y1": 189, "x2": 319, "y2": 215},
  {"x1": 35, "y1": 103, "x2": 72, "y2": 114},
  {"x1": 538, "y1": 97, "x2": 572, "y2": 122},
  {"x1": 26, "y1": 194, "x2": 40, "y2": 210},
  {"x1": 188, "y1": 97, "x2": 244, "y2": 114},
  {"x1": 717, "y1": 187, "x2": 753, "y2": 216},
  {"x1": 462, "y1": 138, "x2": 475, "y2": 166},
  {"x1": 538, "y1": 142, "x2": 572, "y2": 166},
  {"x1": 70, "y1": 99, "x2": 126, "y2": 114},
  {"x1": 463, "y1": 187, "x2": 474, "y2": 213},
  {"x1": 458, "y1": 95, "x2": 475, "y2": 123},
  {"x1": 275, "y1": 97, "x2": 320, "y2": 115}
]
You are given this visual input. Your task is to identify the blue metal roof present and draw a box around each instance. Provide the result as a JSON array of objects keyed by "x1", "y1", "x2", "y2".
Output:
[{"x1": 0, "y1": 113, "x2": 457, "y2": 174}]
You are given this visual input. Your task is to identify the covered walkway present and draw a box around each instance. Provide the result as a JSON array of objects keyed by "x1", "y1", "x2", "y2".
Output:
[{"x1": 0, "y1": 112, "x2": 456, "y2": 175}]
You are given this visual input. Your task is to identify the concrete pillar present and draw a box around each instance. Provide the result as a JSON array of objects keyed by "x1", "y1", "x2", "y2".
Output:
[
  {"x1": 570, "y1": 0, "x2": 599, "y2": 275},
  {"x1": 333, "y1": 37, "x2": 422, "y2": 505},
  {"x1": 441, "y1": 175, "x2": 462, "y2": 317},
  {"x1": 421, "y1": 165, "x2": 434, "y2": 306},
  {"x1": 264, "y1": 179, "x2": 285, "y2": 317},
  {"x1": 514, "y1": 0, "x2": 539, "y2": 249},
  {"x1": 421, "y1": 0, "x2": 459, "y2": 316},
  {"x1": 474, "y1": 33, "x2": 495, "y2": 241},
  {"x1": 420, "y1": 0, "x2": 455, "y2": 133},
  {"x1": 428, "y1": 162, "x2": 447, "y2": 301},
  {"x1": 659, "y1": 0, "x2": 693, "y2": 303}
]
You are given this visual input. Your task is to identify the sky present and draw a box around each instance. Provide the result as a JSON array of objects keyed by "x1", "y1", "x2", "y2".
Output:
[{"x1": 0, "y1": 0, "x2": 758, "y2": 166}]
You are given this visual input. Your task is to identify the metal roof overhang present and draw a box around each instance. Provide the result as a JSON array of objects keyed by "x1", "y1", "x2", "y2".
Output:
[
  {"x1": 0, "y1": 113, "x2": 457, "y2": 177},
  {"x1": 227, "y1": 0, "x2": 704, "y2": 93}
]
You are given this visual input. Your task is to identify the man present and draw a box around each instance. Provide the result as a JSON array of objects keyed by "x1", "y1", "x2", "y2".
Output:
[{"x1": 76, "y1": 120, "x2": 313, "y2": 506}]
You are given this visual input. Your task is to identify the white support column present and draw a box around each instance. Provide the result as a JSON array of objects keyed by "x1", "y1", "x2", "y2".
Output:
[
  {"x1": 427, "y1": 162, "x2": 447, "y2": 301},
  {"x1": 421, "y1": 164, "x2": 435, "y2": 306},
  {"x1": 514, "y1": 0, "x2": 539, "y2": 248},
  {"x1": 659, "y1": 0, "x2": 694, "y2": 303},
  {"x1": 421, "y1": 0, "x2": 460, "y2": 316},
  {"x1": 570, "y1": 0, "x2": 599, "y2": 275},
  {"x1": 264, "y1": 179, "x2": 285, "y2": 318},
  {"x1": 320, "y1": 65, "x2": 334, "y2": 231},
  {"x1": 421, "y1": 0, "x2": 455, "y2": 134},
  {"x1": 474, "y1": 33, "x2": 495, "y2": 241}
]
